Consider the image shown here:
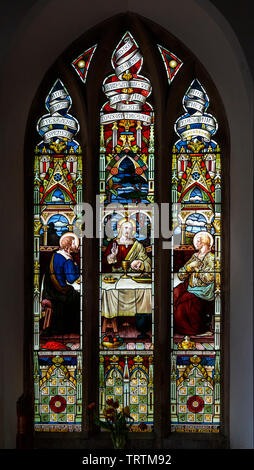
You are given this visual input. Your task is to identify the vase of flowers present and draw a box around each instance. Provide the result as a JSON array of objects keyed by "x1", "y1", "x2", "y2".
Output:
[{"x1": 88, "y1": 399, "x2": 134, "y2": 449}]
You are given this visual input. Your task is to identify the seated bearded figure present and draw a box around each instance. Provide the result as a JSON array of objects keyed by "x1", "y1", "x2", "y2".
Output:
[
  {"x1": 101, "y1": 218, "x2": 152, "y2": 343},
  {"x1": 41, "y1": 232, "x2": 80, "y2": 336},
  {"x1": 174, "y1": 231, "x2": 215, "y2": 337}
]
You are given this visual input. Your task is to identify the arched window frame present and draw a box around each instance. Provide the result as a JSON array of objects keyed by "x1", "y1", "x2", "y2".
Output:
[{"x1": 20, "y1": 12, "x2": 230, "y2": 449}]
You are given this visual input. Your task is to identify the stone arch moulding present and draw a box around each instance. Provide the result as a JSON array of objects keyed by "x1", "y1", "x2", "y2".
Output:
[{"x1": 0, "y1": 0, "x2": 252, "y2": 450}]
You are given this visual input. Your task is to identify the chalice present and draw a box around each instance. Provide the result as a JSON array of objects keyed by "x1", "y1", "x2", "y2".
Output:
[{"x1": 121, "y1": 260, "x2": 130, "y2": 278}]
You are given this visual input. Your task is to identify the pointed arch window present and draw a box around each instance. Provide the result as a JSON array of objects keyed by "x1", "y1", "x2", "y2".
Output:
[{"x1": 23, "y1": 13, "x2": 228, "y2": 448}]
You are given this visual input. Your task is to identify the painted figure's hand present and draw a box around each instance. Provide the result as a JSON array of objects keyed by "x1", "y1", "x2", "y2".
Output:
[
  {"x1": 187, "y1": 260, "x2": 200, "y2": 271},
  {"x1": 111, "y1": 242, "x2": 118, "y2": 257},
  {"x1": 131, "y1": 260, "x2": 142, "y2": 270}
]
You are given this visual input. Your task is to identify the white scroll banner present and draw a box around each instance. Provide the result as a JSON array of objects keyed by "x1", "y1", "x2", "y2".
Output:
[
  {"x1": 49, "y1": 101, "x2": 70, "y2": 115},
  {"x1": 43, "y1": 129, "x2": 73, "y2": 142},
  {"x1": 130, "y1": 79, "x2": 151, "y2": 91},
  {"x1": 49, "y1": 90, "x2": 67, "y2": 102},
  {"x1": 180, "y1": 128, "x2": 211, "y2": 141},
  {"x1": 176, "y1": 115, "x2": 216, "y2": 130},
  {"x1": 114, "y1": 37, "x2": 133, "y2": 62},
  {"x1": 187, "y1": 89, "x2": 205, "y2": 100},
  {"x1": 185, "y1": 99, "x2": 204, "y2": 113},
  {"x1": 116, "y1": 103, "x2": 141, "y2": 111},
  {"x1": 102, "y1": 36, "x2": 152, "y2": 125},
  {"x1": 39, "y1": 116, "x2": 78, "y2": 131},
  {"x1": 115, "y1": 44, "x2": 139, "y2": 67},
  {"x1": 100, "y1": 111, "x2": 152, "y2": 126},
  {"x1": 109, "y1": 92, "x2": 147, "y2": 108},
  {"x1": 109, "y1": 93, "x2": 135, "y2": 106},
  {"x1": 103, "y1": 79, "x2": 151, "y2": 94},
  {"x1": 115, "y1": 50, "x2": 142, "y2": 77}
]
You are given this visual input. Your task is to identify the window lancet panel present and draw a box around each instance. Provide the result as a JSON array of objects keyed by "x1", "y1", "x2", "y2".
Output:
[
  {"x1": 99, "y1": 31, "x2": 155, "y2": 432},
  {"x1": 33, "y1": 79, "x2": 83, "y2": 432},
  {"x1": 170, "y1": 79, "x2": 221, "y2": 433}
]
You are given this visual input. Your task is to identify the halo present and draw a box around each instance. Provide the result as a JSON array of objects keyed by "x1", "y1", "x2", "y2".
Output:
[
  {"x1": 117, "y1": 217, "x2": 136, "y2": 234},
  {"x1": 59, "y1": 231, "x2": 80, "y2": 249},
  {"x1": 193, "y1": 231, "x2": 213, "y2": 249}
]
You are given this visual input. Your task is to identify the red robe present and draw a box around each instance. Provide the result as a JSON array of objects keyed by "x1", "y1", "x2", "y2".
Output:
[
  {"x1": 173, "y1": 280, "x2": 213, "y2": 335},
  {"x1": 102, "y1": 240, "x2": 133, "y2": 272}
]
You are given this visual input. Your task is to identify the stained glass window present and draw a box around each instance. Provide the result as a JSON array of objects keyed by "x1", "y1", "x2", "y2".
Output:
[
  {"x1": 33, "y1": 79, "x2": 83, "y2": 431},
  {"x1": 99, "y1": 32, "x2": 154, "y2": 431},
  {"x1": 29, "y1": 19, "x2": 226, "y2": 443},
  {"x1": 170, "y1": 79, "x2": 221, "y2": 433}
]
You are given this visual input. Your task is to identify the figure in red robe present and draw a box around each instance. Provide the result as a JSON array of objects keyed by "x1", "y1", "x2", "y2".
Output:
[
  {"x1": 174, "y1": 231, "x2": 215, "y2": 336},
  {"x1": 102, "y1": 218, "x2": 152, "y2": 342}
]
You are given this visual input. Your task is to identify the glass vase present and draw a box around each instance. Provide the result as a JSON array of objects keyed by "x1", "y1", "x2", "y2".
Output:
[{"x1": 111, "y1": 431, "x2": 127, "y2": 449}]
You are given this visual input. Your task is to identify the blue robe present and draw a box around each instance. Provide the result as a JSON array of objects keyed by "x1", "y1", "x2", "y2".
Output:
[
  {"x1": 42, "y1": 251, "x2": 80, "y2": 335},
  {"x1": 53, "y1": 252, "x2": 80, "y2": 288}
]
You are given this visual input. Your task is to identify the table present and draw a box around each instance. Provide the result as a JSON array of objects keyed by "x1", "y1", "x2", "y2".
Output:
[{"x1": 101, "y1": 273, "x2": 152, "y2": 318}]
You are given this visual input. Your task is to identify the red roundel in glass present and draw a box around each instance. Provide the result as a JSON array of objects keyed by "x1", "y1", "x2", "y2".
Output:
[
  {"x1": 187, "y1": 395, "x2": 204, "y2": 413},
  {"x1": 49, "y1": 395, "x2": 67, "y2": 413},
  {"x1": 110, "y1": 167, "x2": 119, "y2": 175},
  {"x1": 135, "y1": 167, "x2": 143, "y2": 175}
]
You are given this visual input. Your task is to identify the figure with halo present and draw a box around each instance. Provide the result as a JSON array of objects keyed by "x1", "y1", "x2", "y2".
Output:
[
  {"x1": 173, "y1": 231, "x2": 215, "y2": 336},
  {"x1": 102, "y1": 217, "x2": 152, "y2": 343},
  {"x1": 103, "y1": 217, "x2": 151, "y2": 273},
  {"x1": 41, "y1": 232, "x2": 80, "y2": 337}
]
